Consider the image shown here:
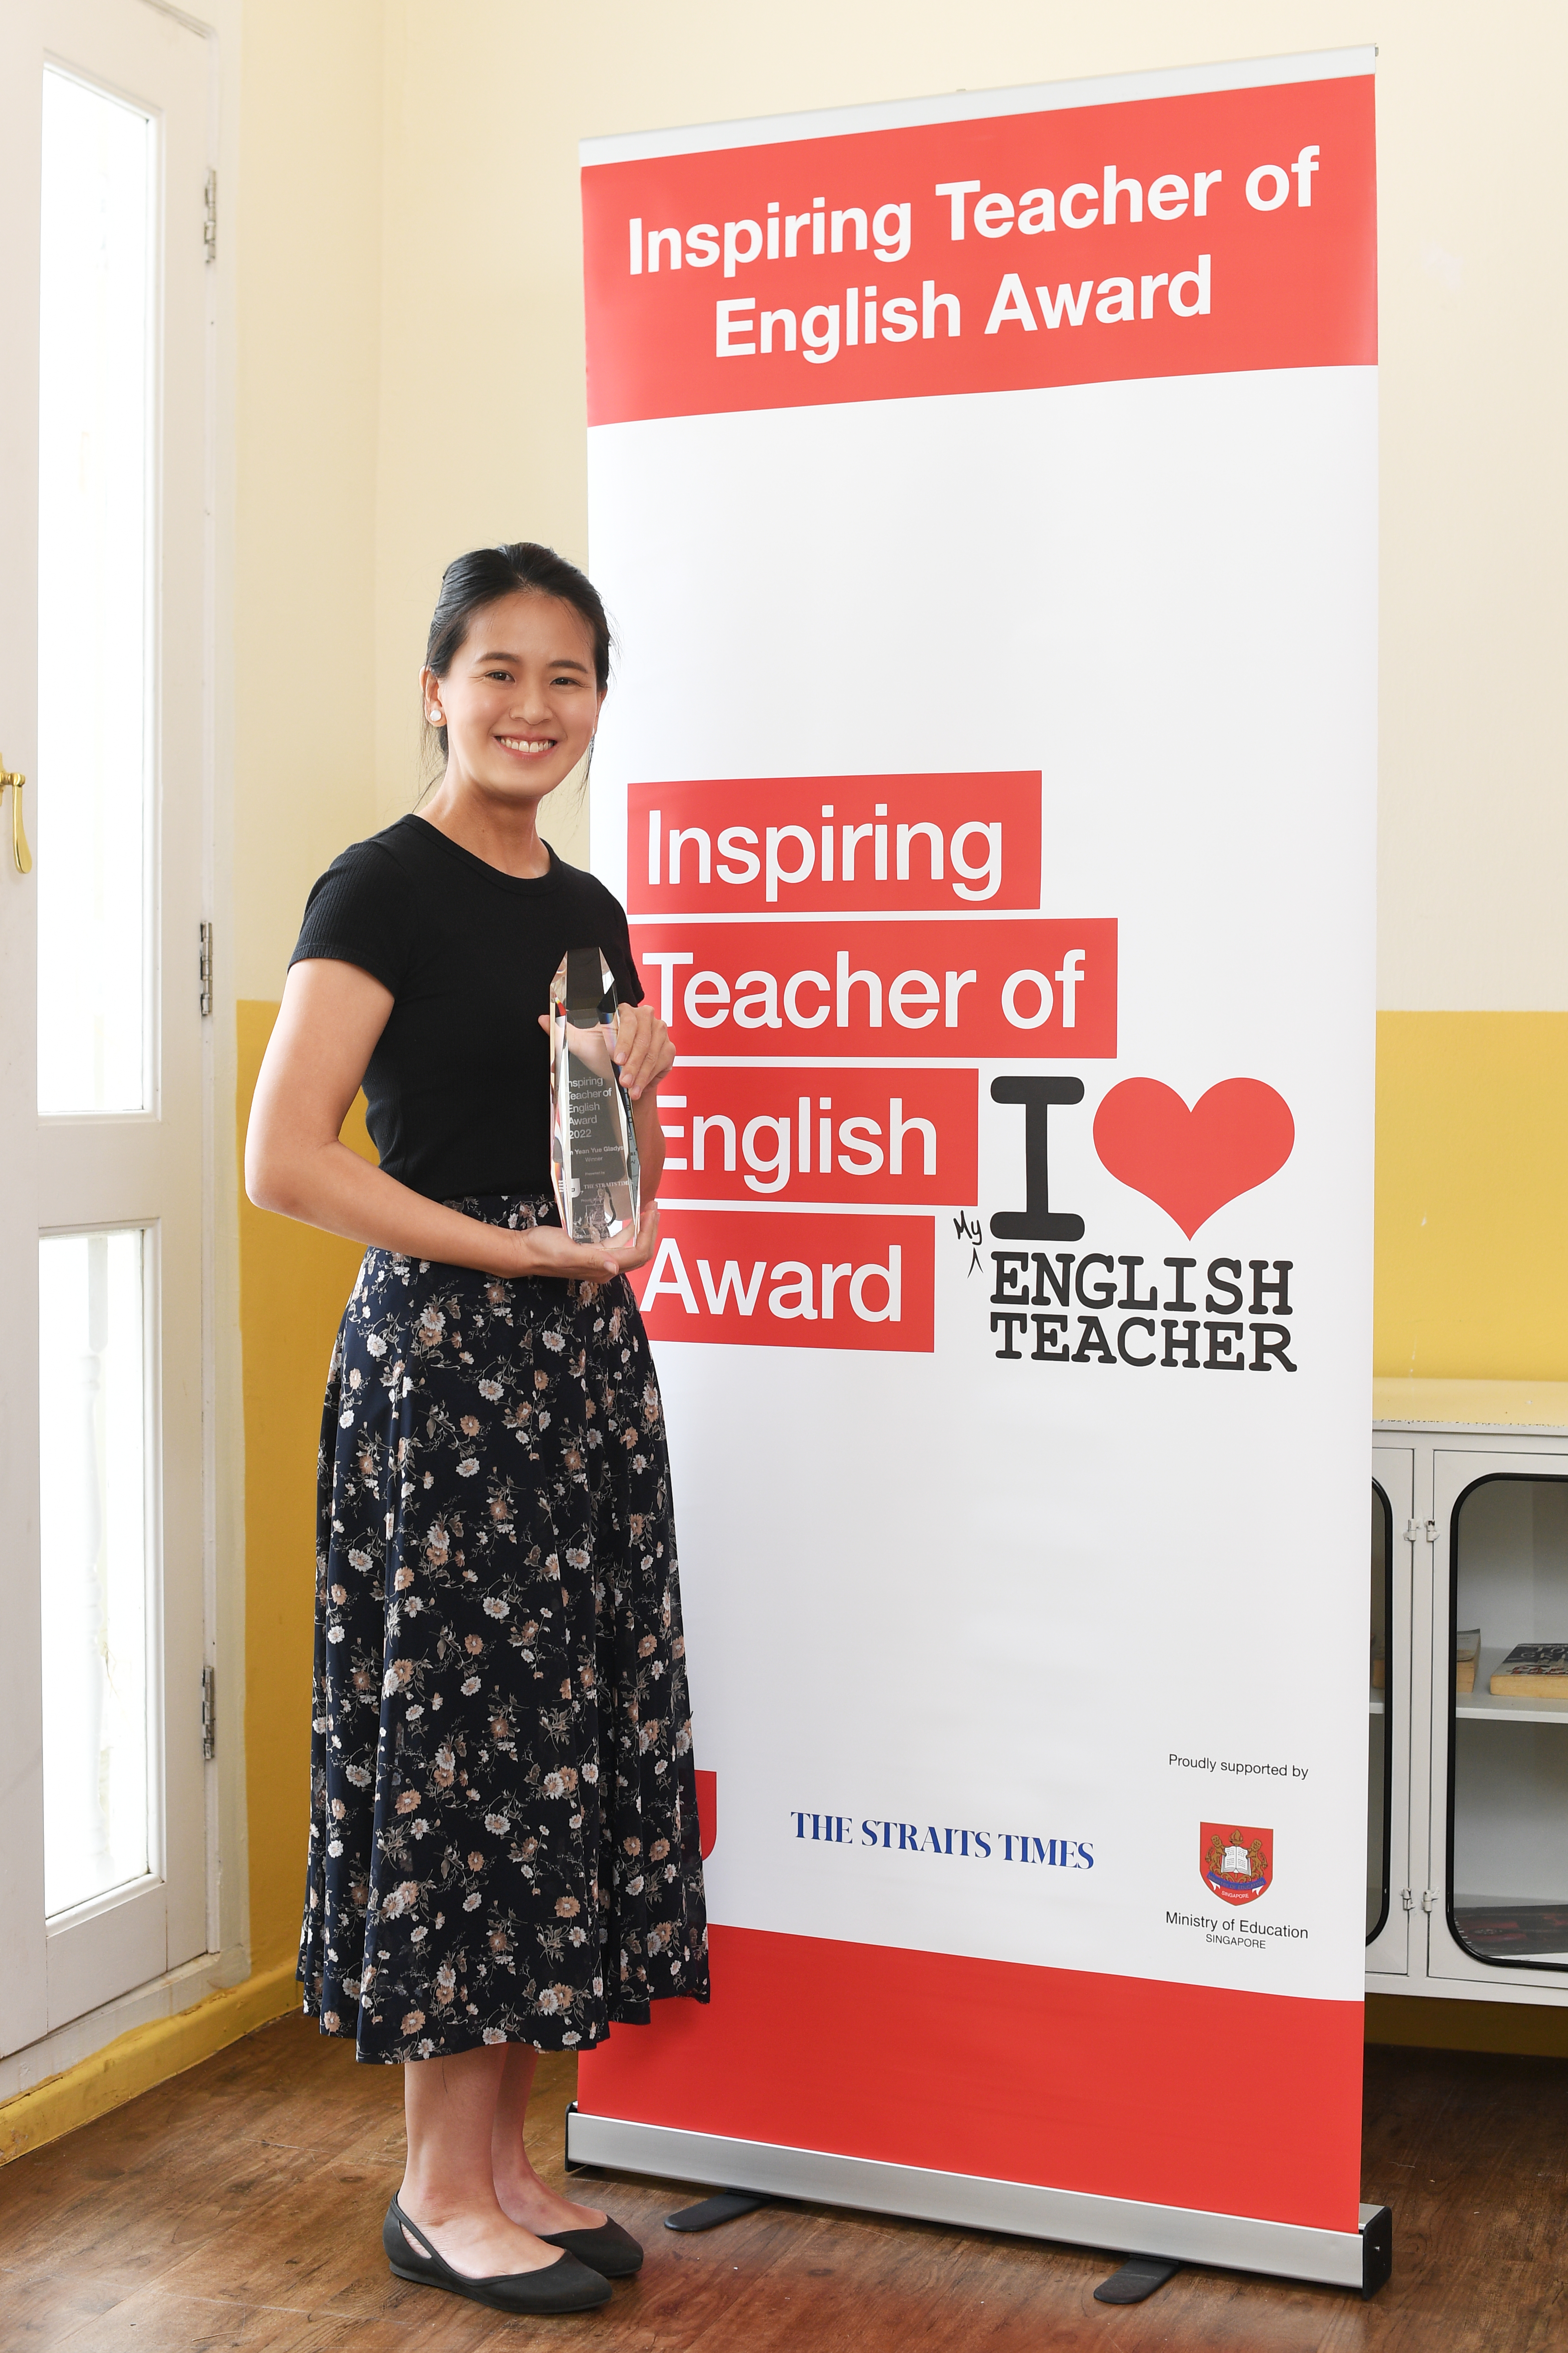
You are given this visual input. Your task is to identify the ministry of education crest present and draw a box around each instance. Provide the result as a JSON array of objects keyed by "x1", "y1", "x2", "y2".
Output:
[{"x1": 1200, "y1": 1822, "x2": 1273, "y2": 1907}]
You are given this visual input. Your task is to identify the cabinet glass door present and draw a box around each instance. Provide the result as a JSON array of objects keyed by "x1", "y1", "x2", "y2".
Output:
[
  {"x1": 1367, "y1": 1445, "x2": 1413, "y2": 1979},
  {"x1": 1368, "y1": 1480, "x2": 1392, "y2": 1940},
  {"x1": 1429, "y1": 1453, "x2": 1568, "y2": 1984}
]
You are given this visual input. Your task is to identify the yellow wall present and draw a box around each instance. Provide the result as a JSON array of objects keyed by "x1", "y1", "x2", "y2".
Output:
[
  {"x1": 229, "y1": 1015, "x2": 1568, "y2": 1981},
  {"x1": 235, "y1": 1006, "x2": 376, "y2": 1970},
  {"x1": 1376, "y1": 1016, "x2": 1568, "y2": 1382}
]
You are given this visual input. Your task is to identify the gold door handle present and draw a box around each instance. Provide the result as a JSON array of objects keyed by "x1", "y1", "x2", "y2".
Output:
[{"x1": 0, "y1": 764, "x2": 31, "y2": 874}]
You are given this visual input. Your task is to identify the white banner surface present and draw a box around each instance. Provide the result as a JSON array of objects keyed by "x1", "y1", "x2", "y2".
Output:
[{"x1": 577, "y1": 49, "x2": 1377, "y2": 2243}]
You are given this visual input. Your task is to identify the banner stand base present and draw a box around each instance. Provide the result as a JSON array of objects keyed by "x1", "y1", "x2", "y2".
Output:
[
  {"x1": 563, "y1": 2106, "x2": 1393, "y2": 2298},
  {"x1": 664, "y1": 2190, "x2": 770, "y2": 2234},
  {"x1": 1093, "y1": 2255, "x2": 1182, "y2": 2304}
]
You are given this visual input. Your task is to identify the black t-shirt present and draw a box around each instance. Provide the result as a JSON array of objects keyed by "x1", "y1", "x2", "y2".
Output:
[{"x1": 289, "y1": 815, "x2": 643, "y2": 1202}]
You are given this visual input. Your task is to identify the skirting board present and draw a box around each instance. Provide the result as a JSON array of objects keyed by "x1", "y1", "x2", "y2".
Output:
[{"x1": 564, "y1": 2107, "x2": 1393, "y2": 2296}]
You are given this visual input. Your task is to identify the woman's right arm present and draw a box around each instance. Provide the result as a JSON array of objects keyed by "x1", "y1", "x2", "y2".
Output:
[{"x1": 245, "y1": 958, "x2": 658, "y2": 1282}]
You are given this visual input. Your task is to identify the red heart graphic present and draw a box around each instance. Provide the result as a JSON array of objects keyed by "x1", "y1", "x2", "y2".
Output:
[{"x1": 1092, "y1": 1078, "x2": 1294, "y2": 1238}]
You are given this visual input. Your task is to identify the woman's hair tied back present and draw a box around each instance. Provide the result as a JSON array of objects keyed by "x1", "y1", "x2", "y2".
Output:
[{"x1": 422, "y1": 541, "x2": 613, "y2": 765}]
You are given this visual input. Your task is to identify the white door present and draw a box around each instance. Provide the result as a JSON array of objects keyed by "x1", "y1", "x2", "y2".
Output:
[
  {"x1": 1366, "y1": 1446, "x2": 1413, "y2": 1979},
  {"x1": 1427, "y1": 1448, "x2": 1568, "y2": 1994},
  {"x1": 0, "y1": 0, "x2": 211, "y2": 2043}
]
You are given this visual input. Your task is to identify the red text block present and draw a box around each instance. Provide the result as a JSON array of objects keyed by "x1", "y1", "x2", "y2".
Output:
[
  {"x1": 635, "y1": 919, "x2": 1116, "y2": 1059},
  {"x1": 657, "y1": 1067, "x2": 977, "y2": 1207},
  {"x1": 633, "y1": 1209, "x2": 934, "y2": 1352},
  {"x1": 583, "y1": 75, "x2": 1376, "y2": 426},
  {"x1": 627, "y1": 773, "x2": 1041, "y2": 915}
]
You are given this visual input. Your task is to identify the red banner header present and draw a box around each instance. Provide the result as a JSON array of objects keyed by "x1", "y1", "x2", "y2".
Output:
[{"x1": 582, "y1": 75, "x2": 1375, "y2": 426}]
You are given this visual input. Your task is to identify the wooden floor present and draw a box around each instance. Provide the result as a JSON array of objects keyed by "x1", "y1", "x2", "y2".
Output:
[{"x1": 0, "y1": 2017, "x2": 1563, "y2": 2350}]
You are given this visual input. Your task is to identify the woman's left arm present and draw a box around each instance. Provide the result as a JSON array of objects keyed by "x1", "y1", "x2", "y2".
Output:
[{"x1": 614, "y1": 1002, "x2": 675, "y2": 1201}]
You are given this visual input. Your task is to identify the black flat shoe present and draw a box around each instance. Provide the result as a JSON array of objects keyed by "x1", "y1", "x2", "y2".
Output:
[
  {"x1": 537, "y1": 2215, "x2": 644, "y2": 2277},
  {"x1": 383, "y1": 2198, "x2": 612, "y2": 2313}
]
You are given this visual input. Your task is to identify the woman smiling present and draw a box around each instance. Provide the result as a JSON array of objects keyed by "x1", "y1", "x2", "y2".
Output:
[{"x1": 245, "y1": 542, "x2": 709, "y2": 2316}]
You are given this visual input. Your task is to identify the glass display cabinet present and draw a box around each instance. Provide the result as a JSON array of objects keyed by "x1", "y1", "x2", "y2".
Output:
[{"x1": 1368, "y1": 1404, "x2": 1568, "y2": 2010}]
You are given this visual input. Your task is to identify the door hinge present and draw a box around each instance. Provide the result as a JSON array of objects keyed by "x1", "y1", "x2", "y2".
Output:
[
  {"x1": 1421, "y1": 1888, "x2": 1438, "y2": 1914},
  {"x1": 199, "y1": 921, "x2": 213, "y2": 1016},
  {"x1": 1403, "y1": 1517, "x2": 1436, "y2": 1545},
  {"x1": 1400, "y1": 1887, "x2": 1414, "y2": 1913},
  {"x1": 201, "y1": 1664, "x2": 217, "y2": 1759},
  {"x1": 204, "y1": 168, "x2": 217, "y2": 263}
]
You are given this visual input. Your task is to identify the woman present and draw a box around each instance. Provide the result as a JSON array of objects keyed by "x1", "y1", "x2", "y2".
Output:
[{"x1": 246, "y1": 542, "x2": 708, "y2": 2317}]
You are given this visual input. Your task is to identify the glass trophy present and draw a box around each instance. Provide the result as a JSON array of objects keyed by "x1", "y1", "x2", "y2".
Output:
[{"x1": 548, "y1": 946, "x2": 641, "y2": 1245}]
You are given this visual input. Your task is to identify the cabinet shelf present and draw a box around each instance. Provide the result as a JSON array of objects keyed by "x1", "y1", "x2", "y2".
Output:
[{"x1": 1455, "y1": 1647, "x2": 1568, "y2": 1727}]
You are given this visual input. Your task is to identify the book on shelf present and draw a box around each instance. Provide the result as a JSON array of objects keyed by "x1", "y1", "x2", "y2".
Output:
[
  {"x1": 1488, "y1": 1642, "x2": 1568, "y2": 1698},
  {"x1": 1454, "y1": 1629, "x2": 1480, "y2": 1696}
]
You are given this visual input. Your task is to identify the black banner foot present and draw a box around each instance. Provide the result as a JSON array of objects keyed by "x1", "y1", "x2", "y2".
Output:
[
  {"x1": 1093, "y1": 2255, "x2": 1181, "y2": 2304},
  {"x1": 665, "y1": 2191, "x2": 769, "y2": 2233},
  {"x1": 1361, "y1": 2204, "x2": 1393, "y2": 2300}
]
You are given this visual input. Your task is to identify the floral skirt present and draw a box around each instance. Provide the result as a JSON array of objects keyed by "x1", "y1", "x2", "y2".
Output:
[{"x1": 297, "y1": 1194, "x2": 709, "y2": 2063}]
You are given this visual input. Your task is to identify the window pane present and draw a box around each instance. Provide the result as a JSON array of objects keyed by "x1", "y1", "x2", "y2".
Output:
[
  {"x1": 39, "y1": 1230, "x2": 151, "y2": 1916},
  {"x1": 37, "y1": 70, "x2": 154, "y2": 1116}
]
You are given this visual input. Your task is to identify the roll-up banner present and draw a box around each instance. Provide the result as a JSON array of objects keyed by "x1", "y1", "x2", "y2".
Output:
[{"x1": 572, "y1": 50, "x2": 1384, "y2": 2292}]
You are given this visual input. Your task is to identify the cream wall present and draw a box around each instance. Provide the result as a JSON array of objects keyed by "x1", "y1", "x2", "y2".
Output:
[
  {"x1": 232, "y1": 0, "x2": 383, "y2": 1001},
  {"x1": 223, "y1": 0, "x2": 1568, "y2": 2030},
  {"x1": 228, "y1": 1, "x2": 1568, "y2": 1008},
  {"x1": 231, "y1": 0, "x2": 386, "y2": 1984},
  {"x1": 364, "y1": 0, "x2": 1568, "y2": 1015}
]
